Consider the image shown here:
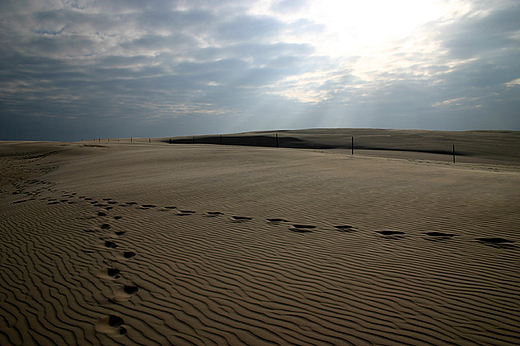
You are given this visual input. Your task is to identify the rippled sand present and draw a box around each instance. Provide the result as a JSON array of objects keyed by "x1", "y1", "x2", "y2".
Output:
[{"x1": 1, "y1": 130, "x2": 519, "y2": 345}]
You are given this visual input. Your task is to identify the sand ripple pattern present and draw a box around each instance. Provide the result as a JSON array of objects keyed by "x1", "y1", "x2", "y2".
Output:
[{"x1": 1, "y1": 160, "x2": 520, "y2": 345}]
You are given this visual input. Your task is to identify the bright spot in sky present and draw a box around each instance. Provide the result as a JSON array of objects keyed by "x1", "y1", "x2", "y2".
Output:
[
  {"x1": 255, "y1": 0, "x2": 474, "y2": 103},
  {"x1": 261, "y1": 0, "x2": 471, "y2": 58},
  {"x1": 307, "y1": 0, "x2": 445, "y2": 55}
]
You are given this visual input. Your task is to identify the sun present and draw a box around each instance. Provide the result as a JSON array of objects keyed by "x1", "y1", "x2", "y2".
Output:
[
  {"x1": 261, "y1": 0, "x2": 470, "y2": 58},
  {"x1": 248, "y1": 0, "x2": 473, "y2": 104},
  {"x1": 307, "y1": 0, "x2": 449, "y2": 56}
]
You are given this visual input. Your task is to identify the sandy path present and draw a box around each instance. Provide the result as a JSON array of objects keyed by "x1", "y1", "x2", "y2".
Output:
[{"x1": 1, "y1": 141, "x2": 519, "y2": 345}]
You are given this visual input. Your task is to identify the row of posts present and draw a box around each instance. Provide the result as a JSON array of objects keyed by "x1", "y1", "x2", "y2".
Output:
[
  {"x1": 92, "y1": 135, "x2": 457, "y2": 163},
  {"x1": 181, "y1": 135, "x2": 457, "y2": 162},
  {"x1": 95, "y1": 137, "x2": 150, "y2": 143}
]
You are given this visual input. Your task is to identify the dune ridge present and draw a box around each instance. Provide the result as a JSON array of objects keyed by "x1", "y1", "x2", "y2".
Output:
[
  {"x1": 1, "y1": 132, "x2": 520, "y2": 345},
  {"x1": 166, "y1": 128, "x2": 520, "y2": 165}
]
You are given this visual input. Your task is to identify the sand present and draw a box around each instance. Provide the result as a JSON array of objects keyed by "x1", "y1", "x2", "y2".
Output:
[{"x1": 1, "y1": 129, "x2": 520, "y2": 345}]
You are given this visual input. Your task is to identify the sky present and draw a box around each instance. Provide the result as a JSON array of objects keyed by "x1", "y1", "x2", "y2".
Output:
[{"x1": 1, "y1": 0, "x2": 519, "y2": 141}]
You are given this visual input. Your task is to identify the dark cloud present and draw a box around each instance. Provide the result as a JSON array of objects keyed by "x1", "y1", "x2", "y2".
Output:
[
  {"x1": 0, "y1": 0, "x2": 519, "y2": 141},
  {"x1": 119, "y1": 34, "x2": 197, "y2": 53},
  {"x1": 217, "y1": 15, "x2": 284, "y2": 42},
  {"x1": 191, "y1": 42, "x2": 314, "y2": 66},
  {"x1": 440, "y1": 2, "x2": 520, "y2": 59}
]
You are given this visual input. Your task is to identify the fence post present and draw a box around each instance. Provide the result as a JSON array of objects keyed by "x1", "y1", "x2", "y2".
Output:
[
  {"x1": 351, "y1": 137, "x2": 354, "y2": 155},
  {"x1": 453, "y1": 145, "x2": 456, "y2": 163}
]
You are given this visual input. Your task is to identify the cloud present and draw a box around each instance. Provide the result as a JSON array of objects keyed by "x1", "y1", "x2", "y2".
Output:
[
  {"x1": 217, "y1": 15, "x2": 285, "y2": 42},
  {"x1": 270, "y1": 0, "x2": 307, "y2": 14},
  {"x1": 505, "y1": 78, "x2": 520, "y2": 88},
  {"x1": 440, "y1": 1, "x2": 520, "y2": 59},
  {"x1": 0, "y1": 0, "x2": 519, "y2": 141}
]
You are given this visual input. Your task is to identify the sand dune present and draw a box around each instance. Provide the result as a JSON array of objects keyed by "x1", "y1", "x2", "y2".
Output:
[
  {"x1": 1, "y1": 129, "x2": 520, "y2": 345},
  {"x1": 167, "y1": 128, "x2": 520, "y2": 165}
]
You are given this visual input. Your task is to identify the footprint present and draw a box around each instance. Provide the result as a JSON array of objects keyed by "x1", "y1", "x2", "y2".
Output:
[
  {"x1": 205, "y1": 211, "x2": 224, "y2": 217},
  {"x1": 158, "y1": 206, "x2": 176, "y2": 212},
  {"x1": 114, "y1": 231, "x2": 125, "y2": 236},
  {"x1": 122, "y1": 251, "x2": 136, "y2": 259},
  {"x1": 114, "y1": 216, "x2": 122, "y2": 220},
  {"x1": 98, "y1": 212, "x2": 107, "y2": 217},
  {"x1": 107, "y1": 268, "x2": 121, "y2": 278},
  {"x1": 125, "y1": 202, "x2": 137, "y2": 205},
  {"x1": 267, "y1": 218, "x2": 288, "y2": 225},
  {"x1": 104, "y1": 241, "x2": 118, "y2": 248},
  {"x1": 103, "y1": 198, "x2": 112, "y2": 201},
  {"x1": 177, "y1": 210, "x2": 196, "y2": 216},
  {"x1": 107, "y1": 201, "x2": 118, "y2": 205},
  {"x1": 113, "y1": 285, "x2": 139, "y2": 302},
  {"x1": 477, "y1": 237, "x2": 515, "y2": 247},
  {"x1": 95, "y1": 267, "x2": 121, "y2": 280},
  {"x1": 376, "y1": 230, "x2": 405, "y2": 237},
  {"x1": 95, "y1": 315, "x2": 127, "y2": 336},
  {"x1": 123, "y1": 285, "x2": 138, "y2": 294},
  {"x1": 230, "y1": 216, "x2": 252, "y2": 223},
  {"x1": 335, "y1": 225, "x2": 356, "y2": 232},
  {"x1": 290, "y1": 225, "x2": 316, "y2": 233},
  {"x1": 101, "y1": 224, "x2": 111, "y2": 230}
]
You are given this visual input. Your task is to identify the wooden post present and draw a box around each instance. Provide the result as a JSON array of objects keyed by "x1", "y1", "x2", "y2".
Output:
[
  {"x1": 149, "y1": 138, "x2": 151, "y2": 143},
  {"x1": 192, "y1": 136, "x2": 195, "y2": 144},
  {"x1": 169, "y1": 139, "x2": 171, "y2": 144},
  {"x1": 131, "y1": 137, "x2": 133, "y2": 143},
  {"x1": 99, "y1": 138, "x2": 100, "y2": 143},
  {"x1": 453, "y1": 145, "x2": 456, "y2": 163},
  {"x1": 108, "y1": 138, "x2": 110, "y2": 143},
  {"x1": 276, "y1": 134, "x2": 279, "y2": 148},
  {"x1": 351, "y1": 137, "x2": 354, "y2": 155}
]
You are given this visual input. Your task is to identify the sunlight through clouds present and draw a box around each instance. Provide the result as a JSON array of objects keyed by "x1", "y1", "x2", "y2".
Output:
[
  {"x1": 259, "y1": 0, "x2": 478, "y2": 105},
  {"x1": 0, "y1": 0, "x2": 519, "y2": 140},
  {"x1": 296, "y1": 0, "x2": 446, "y2": 56},
  {"x1": 265, "y1": 0, "x2": 471, "y2": 56}
]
